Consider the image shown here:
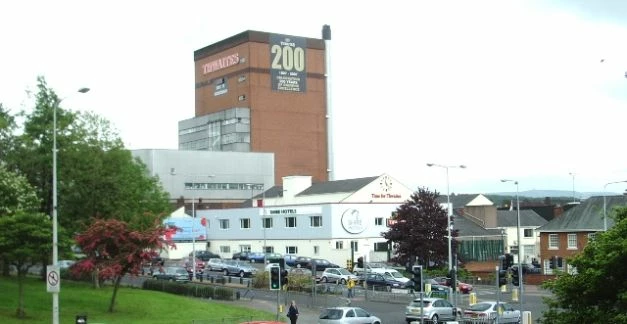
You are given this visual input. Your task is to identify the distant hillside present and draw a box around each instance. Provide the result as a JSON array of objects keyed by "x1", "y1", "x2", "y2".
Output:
[{"x1": 490, "y1": 190, "x2": 614, "y2": 199}]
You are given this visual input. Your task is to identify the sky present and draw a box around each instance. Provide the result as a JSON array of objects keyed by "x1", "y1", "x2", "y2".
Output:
[{"x1": 1, "y1": 0, "x2": 627, "y2": 196}]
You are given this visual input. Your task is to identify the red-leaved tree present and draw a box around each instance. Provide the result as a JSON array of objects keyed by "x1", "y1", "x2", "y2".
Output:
[{"x1": 73, "y1": 217, "x2": 177, "y2": 312}]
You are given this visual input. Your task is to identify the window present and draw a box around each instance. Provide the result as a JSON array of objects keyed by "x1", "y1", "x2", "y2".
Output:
[
  {"x1": 239, "y1": 245, "x2": 251, "y2": 252},
  {"x1": 263, "y1": 246, "x2": 274, "y2": 253},
  {"x1": 548, "y1": 234, "x2": 559, "y2": 249},
  {"x1": 220, "y1": 246, "x2": 230, "y2": 253},
  {"x1": 263, "y1": 217, "x2": 273, "y2": 229},
  {"x1": 313, "y1": 246, "x2": 319, "y2": 255},
  {"x1": 286, "y1": 246, "x2": 298, "y2": 254},
  {"x1": 240, "y1": 218, "x2": 250, "y2": 229},
  {"x1": 374, "y1": 242, "x2": 389, "y2": 252},
  {"x1": 310, "y1": 215, "x2": 322, "y2": 227},
  {"x1": 285, "y1": 217, "x2": 297, "y2": 228},
  {"x1": 375, "y1": 217, "x2": 383, "y2": 226},
  {"x1": 588, "y1": 232, "x2": 596, "y2": 242},
  {"x1": 567, "y1": 233, "x2": 577, "y2": 249},
  {"x1": 219, "y1": 219, "x2": 230, "y2": 229},
  {"x1": 350, "y1": 241, "x2": 358, "y2": 252},
  {"x1": 335, "y1": 241, "x2": 344, "y2": 249},
  {"x1": 524, "y1": 229, "x2": 533, "y2": 238}
]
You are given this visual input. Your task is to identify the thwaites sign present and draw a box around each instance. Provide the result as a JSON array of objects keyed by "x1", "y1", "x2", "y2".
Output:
[{"x1": 270, "y1": 34, "x2": 306, "y2": 92}]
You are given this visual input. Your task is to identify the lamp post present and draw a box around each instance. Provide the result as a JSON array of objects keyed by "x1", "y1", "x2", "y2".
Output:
[
  {"x1": 501, "y1": 179, "x2": 523, "y2": 313},
  {"x1": 603, "y1": 180, "x2": 627, "y2": 231},
  {"x1": 426, "y1": 163, "x2": 466, "y2": 272},
  {"x1": 52, "y1": 87, "x2": 89, "y2": 324},
  {"x1": 569, "y1": 172, "x2": 576, "y2": 203}
]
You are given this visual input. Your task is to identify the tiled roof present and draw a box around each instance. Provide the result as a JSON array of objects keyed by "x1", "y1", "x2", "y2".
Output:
[
  {"x1": 297, "y1": 176, "x2": 379, "y2": 196},
  {"x1": 454, "y1": 213, "x2": 502, "y2": 238},
  {"x1": 437, "y1": 194, "x2": 484, "y2": 208},
  {"x1": 537, "y1": 195, "x2": 626, "y2": 232},
  {"x1": 497, "y1": 210, "x2": 548, "y2": 227}
]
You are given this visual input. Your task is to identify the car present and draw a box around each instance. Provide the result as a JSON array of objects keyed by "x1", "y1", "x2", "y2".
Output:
[
  {"x1": 284, "y1": 254, "x2": 299, "y2": 266},
  {"x1": 58, "y1": 260, "x2": 76, "y2": 270},
  {"x1": 295, "y1": 256, "x2": 312, "y2": 268},
  {"x1": 511, "y1": 263, "x2": 541, "y2": 274},
  {"x1": 306, "y1": 258, "x2": 338, "y2": 271},
  {"x1": 374, "y1": 268, "x2": 411, "y2": 286},
  {"x1": 351, "y1": 262, "x2": 386, "y2": 275},
  {"x1": 206, "y1": 258, "x2": 228, "y2": 272},
  {"x1": 405, "y1": 297, "x2": 461, "y2": 324},
  {"x1": 432, "y1": 276, "x2": 474, "y2": 294},
  {"x1": 192, "y1": 250, "x2": 220, "y2": 261},
  {"x1": 152, "y1": 266, "x2": 190, "y2": 282},
  {"x1": 232, "y1": 251, "x2": 252, "y2": 260},
  {"x1": 320, "y1": 268, "x2": 360, "y2": 284},
  {"x1": 364, "y1": 272, "x2": 410, "y2": 289},
  {"x1": 318, "y1": 306, "x2": 382, "y2": 324},
  {"x1": 222, "y1": 259, "x2": 258, "y2": 277},
  {"x1": 288, "y1": 266, "x2": 313, "y2": 277},
  {"x1": 462, "y1": 301, "x2": 521, "y2": 323},
  {"x1": 184, "y1": 257, "x2": 205, "y2": 271}
]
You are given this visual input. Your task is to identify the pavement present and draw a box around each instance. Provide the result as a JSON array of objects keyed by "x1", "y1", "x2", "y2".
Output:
[{"x1": 210, "y1": 296, "x2": 330, "y2": 324}]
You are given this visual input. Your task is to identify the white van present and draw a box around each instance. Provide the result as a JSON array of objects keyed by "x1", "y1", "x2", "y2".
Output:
[{"x1": 370, "y1": 268, "x2": 411, "y2": 284}]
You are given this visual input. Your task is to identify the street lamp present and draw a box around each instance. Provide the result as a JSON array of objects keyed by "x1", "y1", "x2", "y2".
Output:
[
  {"x1": 52, "y1": 87, "x2": 89, "y2": 324},
  {"x1": 501, "y1": 179, "x2": 523, "y2": 312},
  {"x1": 603, "y1": 180, "x2": 627, "y2": 231},
  {"x1": 569, "y1": 172, "x2": 576, "y2": 203},
  {"x1": 426, "y1": 163, "x2": 466, "y2": 272}
]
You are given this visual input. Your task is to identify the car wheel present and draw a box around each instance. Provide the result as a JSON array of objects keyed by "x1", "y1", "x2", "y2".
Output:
[
  {"x1": 340, "y1": 278, "x2": 346, "y2": 285},
  {"x1": 223, "y1": 269, "x2": 229, "y2": 276},
  {"x1": 431, "y1": 314, "x2": 439, "y2": 324},
  {"x1": 322, "y1": 277, "x2": 328, "y2": 283},
  {"x1": 239, "y1": 271, "x2": 245, "y2": 278}
]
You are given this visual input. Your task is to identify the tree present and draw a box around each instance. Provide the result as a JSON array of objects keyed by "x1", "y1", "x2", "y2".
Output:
[
  {"x1": 0, "y1": 213, "x2": 53, "y2": 318},
  {"x1": 382, "y1": 187, "x2": 457, "y2": 269},
  {"x1": 73, "y1": 218, "x2": 176, "y2": 313},
  {"x1": 541, "y1": 206, "x2": 627, "y2": 323},
  {"x1": 0, "y1": 103, "x2": 17, "y2": 162}
]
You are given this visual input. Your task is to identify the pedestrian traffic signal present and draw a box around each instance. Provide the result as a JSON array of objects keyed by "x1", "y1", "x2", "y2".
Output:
[
  {"x1": 512, "y1": 268, "x2": 520, "y2": 286},
  {"x1": 269, "y1": 265, "x2": 281, "y2": 290},
  {"x1": 498, "y1": 270, "x2": 507, "y2": 286},
  {"x1": 504, "y1": 253, "x2": 514, "y2": 269}
]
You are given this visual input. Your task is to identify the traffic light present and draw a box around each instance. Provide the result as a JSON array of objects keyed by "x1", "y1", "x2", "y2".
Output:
[
  {"x1": 503, "y1": 253, "x2": 513, "y2": 269},
  {"x1": 281, "y1": 269, "x2": 288, "y2": 288},
  {"x1": 512, "y1": 268, "x2": 520, "y2": 286},
  {"x1": 357, "y1": 257, "x2": 364, "y2": 269},
  {"x1": 411, "y1": 265, "x2": 422, "y2": 287},
  {"x1": 346, "y1": 259, "x2": 353, "y2": 271},
  {"x1": 498, "y1": 270, "x2": 507, "y2": 286},
  {"x1": 449, "y1": 269, "x2": 457, "y2": 290},
  {"x1": 269, "y1": 265, "x2": 281, "y2": 290}
]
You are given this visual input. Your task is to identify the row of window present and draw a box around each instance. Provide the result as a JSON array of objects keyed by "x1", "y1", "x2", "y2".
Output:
[
  {"x1": 548, "y1": 233, "x2": 596, "y2": 250},
  {"x1": 217, "y1": 241, "x2": 390, "y2": 255},
  {"x1": 212, "y1": 216, "x2": 387, "y2": 230}
]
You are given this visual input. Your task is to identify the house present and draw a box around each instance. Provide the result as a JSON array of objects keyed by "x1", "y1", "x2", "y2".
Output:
[{"x1": 536, "y1": 195, "x2": 625, "y2": 274}]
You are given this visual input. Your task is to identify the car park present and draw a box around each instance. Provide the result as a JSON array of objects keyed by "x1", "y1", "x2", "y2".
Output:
[
  {"x1": 320, "y1": 267, "x2": 360, "y2": 284},
  {"x1": 152, "y1": 266, "x2": 190, "y2": 282},
  {"x1": 318, "y1": 306, "x2": 382, "y2": 324},
  {"x1": 462, "y1": 301, "x2": 521, "y2": 323},
  {"x1": 405, "y1": 297, "x2": 460, "y2": 324},
  {"x1": 222, "y1": 259, "x2": 258, "y2": 277}
]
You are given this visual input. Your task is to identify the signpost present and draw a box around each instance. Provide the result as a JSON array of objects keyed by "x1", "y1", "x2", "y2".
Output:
[{"x1": 47, "y1": 265, "x2": 60, "y2": 293}]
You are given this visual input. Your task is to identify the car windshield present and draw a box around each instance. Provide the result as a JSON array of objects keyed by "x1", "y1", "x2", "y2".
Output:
[
  {"x1": 319, "y1": 309, "x2": 343, "y2": 320},
  {"x1": 388, "y1": 271, "x2": 404, "y2": 278},
  {"x1": 468, "y1": 303, "x2": 492, "y2": 311},
  {"x1": 175, "y1": 268, "x2": 187, "y2": 274},
  {"x1": 410, "y1": 300, "x2": 432, "y2": 307},
  {"x1": 337, "y1": 268, "x2": 352, "y2": 275}
]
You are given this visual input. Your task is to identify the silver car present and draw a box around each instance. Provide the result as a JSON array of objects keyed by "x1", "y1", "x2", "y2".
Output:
[
  {"x1": 462, "y1": 301, "x2": 521, "y2": 323},
  {"x1": 206, "y1": 258, "x2": 227, "y2": 272},
  {"x1": 320, "y1": 267, "x2": 360, "y2": 284},
  {"x1": 318, "y1": 307, "x2": 381, "y2": 324},
  {"x1": 405, "y1": 297, "x2": 460, "y2": 323},
  {"x1": 222, "y1": 259, "x2": 257, "y2": 277}
]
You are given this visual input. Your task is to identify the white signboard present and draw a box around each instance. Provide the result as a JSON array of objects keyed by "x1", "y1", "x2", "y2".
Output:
[{"x1": 46, "y1": 265, "x2": 60, "y2": 293}]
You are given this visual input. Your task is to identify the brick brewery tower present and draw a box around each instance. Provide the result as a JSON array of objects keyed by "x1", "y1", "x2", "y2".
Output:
[{"x1": 182, "y1": 26, "x2": 334, "y2": 184}]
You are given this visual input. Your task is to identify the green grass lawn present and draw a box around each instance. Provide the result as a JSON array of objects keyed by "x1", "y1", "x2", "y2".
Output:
[{"x1": 0, "y1": 276, "x2": 275, "y2": 324}]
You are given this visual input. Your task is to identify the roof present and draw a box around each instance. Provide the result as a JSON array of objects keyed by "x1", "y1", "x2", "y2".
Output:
[
  {"x1": 437, "y1": 194, "x2": 485, "y2": 208},
  {"x1": 496, "y1": 210, "x2": 548, "y2": 227},
  {"x1": 537, "y1": 195, "x2": 626, "y2": 232},
  {"x1": 251, "y1": 176, "x2": 379, "y2": 199},
  {"x1": 454, "y1": 213, "x2": 502, "y2": 238}
]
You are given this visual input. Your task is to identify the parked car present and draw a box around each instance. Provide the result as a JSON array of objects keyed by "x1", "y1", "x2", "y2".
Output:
[
  {"x1": 152, "y1": 267, "x2": 190, "y2": 282},
  {"x1": 306, "y1": 258, "x2": 338, "y2": 271},
  {"x1": 295, "y1": 256, "x2": 312, "y2": 268},
  {"x1": 192, "y1": 250, "x2": 220, "y2": 261},
  {"x1": 284, "y1": 254, "x2": 299, "y2": 266},
  {"x1": 425, "y1": 278, "x2": 451, "y2": 293},
  {"x1": 320, "y1": 267, "x2": 360, "y2": 284},
  {"x1": 511, "y1": 263, "x2": 541, "y2": 274},
  {"x1": 364, "y1": 272, "x2": 410, "y2": 289},
  {"x1": 462, "y1": 301, "x2": 521, "y2": 323},
  {"x1": 58, "y1": 260, "x2": 76, "y2": 270},
  {"x1": 232, "y1": 251, "x2": 252, "y2": 261},
  {"x1": 432, "y1": 276, "x2": 474, "y2": 294},
  {"x1": 222, "y1": 259, "x2": 258, "y2": 277},
  {"x1": 184, "y1": 257, "x2": 205, "y2": 271},
  {"x1": 352, "y1": 262, "x2": 386, "y2": 276},
  {"x1": 405, "y1": 297, "x2": 461, "y2": 324},
  {"x1": 288, "y1": 266, "x2": 313, "y2": 277},
  {"x1": 318, "y1": 306, "x2": 382, "y2": 324},
  {"x1": 207, "y1": 258, "x2": 228, "y2": 272}
]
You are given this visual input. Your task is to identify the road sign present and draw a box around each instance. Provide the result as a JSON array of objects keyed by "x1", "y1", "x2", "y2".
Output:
[{"x1": 47, "y1": 265, "x2": 60, "y2": 293}]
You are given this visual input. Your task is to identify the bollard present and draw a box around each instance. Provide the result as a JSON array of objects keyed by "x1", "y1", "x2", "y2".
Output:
[
  {"x1": 522, "y1": 310, "x2": 533, "y2": 324},
  {"x1": 501, "y1": 284, "x2": 507, "y2": 293},
  {"x1": 469, "y1": 292, "x2": 477, "y2": 305},
  {"x1": 425, "y1": 283, "x2": 431, "y2": 294},
  {"x1": 512, "y1": 287, "x2": 519, "y2": 301},
  {"x1": 228, "y1": 276, "x2": 232, "y2": 283}
]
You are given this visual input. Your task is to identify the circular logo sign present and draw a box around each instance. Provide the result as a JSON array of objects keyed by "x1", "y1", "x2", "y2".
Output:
[{"x1": 341, "y1": 209, "x2": 367, "y2": 234}]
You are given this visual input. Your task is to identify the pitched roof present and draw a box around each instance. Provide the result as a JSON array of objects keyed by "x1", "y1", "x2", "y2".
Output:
[
  {"x1": 497, "y1": 210, "x2": 548, "y2": 227},
  {"x1": 454, "y1": 213, "x2": 502, "y2": 238},
  {"x1": 437, "y1": 194, "x2": 488, "y2": 208},
  {"x1": 537, "y1": 195, "x2": 626, "y2": 232},
  {"x1": 254, "y1": 176, "x2": 379, "y2": 199}
]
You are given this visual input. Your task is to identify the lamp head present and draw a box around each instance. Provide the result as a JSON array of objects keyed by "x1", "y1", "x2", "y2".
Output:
[
  {"x1": 459, "y1": 165, "x2": 467, "y2": 169},
  {"x1": 426, "y1": 163, "x2": 434, "y2": 167},
  {"x1": 78, "y1": 88, "x2": 90, "y2": 93}
]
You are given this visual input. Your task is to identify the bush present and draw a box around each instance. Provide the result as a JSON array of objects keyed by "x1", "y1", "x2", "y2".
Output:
[{"x1": 142, "y1": 279, "x2": 234, "y2": 300}]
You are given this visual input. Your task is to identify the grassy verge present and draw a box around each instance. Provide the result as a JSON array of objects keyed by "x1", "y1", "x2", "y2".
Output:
[{"x1": 0, "y1": 276, "x2": 275, "y2": 324}]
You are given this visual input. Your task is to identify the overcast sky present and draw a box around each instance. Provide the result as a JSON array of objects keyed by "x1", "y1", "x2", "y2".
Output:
[{"x1": 1, "y1": 0, "x2": 627, "y2": 195}]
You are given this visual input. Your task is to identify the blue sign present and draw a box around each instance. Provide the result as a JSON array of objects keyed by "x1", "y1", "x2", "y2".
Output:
[{"x1": 163, "y1": 217, "x2": 207, "y2": 241}]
